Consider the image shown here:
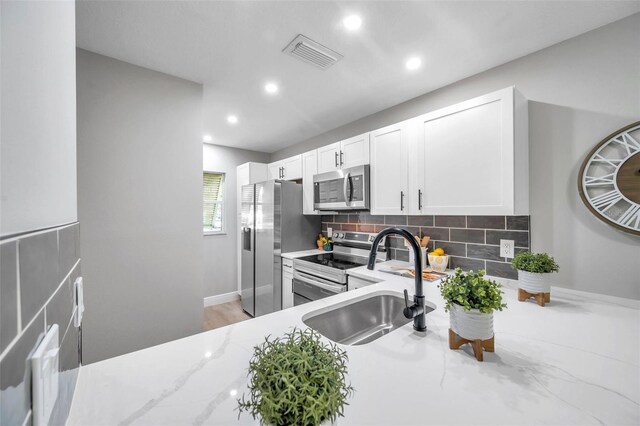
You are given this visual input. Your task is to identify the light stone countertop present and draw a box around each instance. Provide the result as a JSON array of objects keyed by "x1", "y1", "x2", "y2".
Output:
[
  {"x1": 67, "y1": 261, "x2": 640, "y2": 425},
  {"x1": 280, "y1": 248, "x2": 331, "y2": 259}
]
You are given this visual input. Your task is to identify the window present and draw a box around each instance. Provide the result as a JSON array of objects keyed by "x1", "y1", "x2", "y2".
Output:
[{"x1": 203, "y1": 172, "x2": 225, "y2": 234}]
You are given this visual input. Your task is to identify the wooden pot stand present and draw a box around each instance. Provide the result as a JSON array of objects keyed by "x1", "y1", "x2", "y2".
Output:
[
  {"x1": 518, "y1": 288, "x2": 550, "y2": 307},
  {"x1": 448, "y1": 329, "x2": 494, "y2": 362}
]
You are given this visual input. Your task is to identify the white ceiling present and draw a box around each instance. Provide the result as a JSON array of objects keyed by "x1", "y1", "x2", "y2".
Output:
[{"x1": 76, "y1": 1, "x2": 640, "y2": 153}]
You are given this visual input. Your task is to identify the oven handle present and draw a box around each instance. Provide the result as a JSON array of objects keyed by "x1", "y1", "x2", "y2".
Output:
[
  {"x1": 343, "y1": 172, "x2": 351, "y2": 205},
  {"x1": 293, "y1": 271, "x2": 345, "y2": 294}
]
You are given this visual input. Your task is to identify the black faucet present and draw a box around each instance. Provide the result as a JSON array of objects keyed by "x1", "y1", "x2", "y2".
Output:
[{"x1": 367, "y1": 227, "x2": 426, "y2": 332}]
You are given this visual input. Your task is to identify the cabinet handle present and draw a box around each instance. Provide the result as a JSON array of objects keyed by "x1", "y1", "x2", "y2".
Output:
[
  {"x1": 340, "y1": 150, "x2": 344, "y2": 166},
  {"x1": 400, "y1": 191, "x2": 405, "y2": 211},
  {"x1": 281, "y1": 167, "x2": 285, "y2": 179},
  {"x1": 278, "y1": 167, "x2": 281, "y2": 179},
  {"x1": 418, "y1": 189, "x2": 423, "y2": 211},
  {"x1": 334, "y1": 152, "x2": 339, "y2": 168}
]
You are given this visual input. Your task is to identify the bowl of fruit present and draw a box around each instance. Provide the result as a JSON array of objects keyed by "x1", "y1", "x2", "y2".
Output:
[{"x1": 428, "y1": 248, "x2": 449, "y2": 272}]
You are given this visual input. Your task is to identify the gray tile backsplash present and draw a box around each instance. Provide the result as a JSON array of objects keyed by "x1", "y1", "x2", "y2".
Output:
[
  {"x1": 322, "y1": 214, "x2": 531, "y2": 280},
  {"x1": 0, "y1": 223, "x2": 82, "y2": 426}
]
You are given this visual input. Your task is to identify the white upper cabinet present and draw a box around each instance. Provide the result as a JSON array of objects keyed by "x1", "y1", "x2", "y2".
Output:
[
  {"x1": 316, "y1": 133, "x2": 370, "y2": 174},
  {"x1": 417, "y1": 86, "x2": 528, "y2": 215},
  {"x1": 302, "y1": 150, "x2": 319, "y2": 215},
  {"x1": 370, "y1": 121, "x2": 410, "y2": 215},
  {"x1": 268, "y1": 154, "x2": 302, "y2": 181},
  {"x1": 317, "y1": 142, "x2": 341, "y2": 174}
]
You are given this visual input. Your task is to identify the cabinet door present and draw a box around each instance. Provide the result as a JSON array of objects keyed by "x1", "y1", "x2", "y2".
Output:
[
  {"x1": 317, "y1": 142, "x2": 341, "y2": 174},
  {"x1": 406, "y1": 120, "x2": 425, "y2": 215},
  {"x1": 370, "y1": 121, "x2": 409, "y2": 215},
  {"x1": 420, "y1": 87, "x2": 515, "y2": 215},
  {"x1": 282, "y1": 155, "x2": 302, "y2": 180},
  {"x1": 302, "y1": 150, "x2": 318, "y2": 215},
  {"x1": 340, "y1": 133, "x2": 370, "y2": 169},
  {"x1": 268, "y1": 161, "x2": 282, "y2": 180},
  {"x1": 282, "y1": 259, "x2": 294, "y2": 309}
]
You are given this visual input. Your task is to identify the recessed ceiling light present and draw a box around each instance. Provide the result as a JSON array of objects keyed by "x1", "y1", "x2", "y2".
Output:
[
  {"x1": 264, "y1": 82, "x2": 278, "y2": 94},
  {"x1": 343, "y1": 15, "x2": 362, "y2": 31},
  {"x1": 227, "y1": 115, "x2": 238, "y2": 124},
  {"x1": 202, "y1": 134, "x2": 212, "y2": 143},
  {"x1": 405, "y1": 57, "x2": 422, "y2": 71}
]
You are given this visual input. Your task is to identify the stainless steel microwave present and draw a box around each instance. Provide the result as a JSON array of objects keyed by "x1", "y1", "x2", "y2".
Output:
[{"x1": 313, "y1": 165, "x2": 370, "y2": 211}]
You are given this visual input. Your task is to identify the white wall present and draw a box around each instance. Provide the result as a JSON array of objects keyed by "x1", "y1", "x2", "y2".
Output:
[
  {"x1": 77, "y1": 50, "x2": 204, "y2": 363},
  {"x1": 1, "y1": 0, "x2": 77, "y2": 236},
  {"x1": 202, "y1": 144, "x2": 270, "y2": 297},
  {"x1": 271, "y1": 14, "x2": 640, "y2": 300}
]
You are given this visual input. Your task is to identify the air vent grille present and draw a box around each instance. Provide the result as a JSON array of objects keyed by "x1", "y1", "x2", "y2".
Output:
[{"x1": 283, "y1": 34, "x2": 343, "y2": 70}]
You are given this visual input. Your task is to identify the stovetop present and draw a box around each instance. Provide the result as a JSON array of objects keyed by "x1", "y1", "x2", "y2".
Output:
[{"x1": 296, "y1": 253, "x2": 367, "y2": 270}]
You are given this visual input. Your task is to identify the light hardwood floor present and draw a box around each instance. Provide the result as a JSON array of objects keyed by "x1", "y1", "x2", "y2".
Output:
[{"x1": 203, "y1": 300, "x2": 252, "y2": 331}]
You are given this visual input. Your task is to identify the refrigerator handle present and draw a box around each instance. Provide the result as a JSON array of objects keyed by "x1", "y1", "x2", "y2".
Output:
[{"x1": 242, "y1": 227, "x2": 252, "y2": 251}]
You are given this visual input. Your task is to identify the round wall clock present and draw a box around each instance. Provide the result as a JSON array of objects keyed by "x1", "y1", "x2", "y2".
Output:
[{"x1": 578, "y1": 121, "x2": 640, "y2": 236}]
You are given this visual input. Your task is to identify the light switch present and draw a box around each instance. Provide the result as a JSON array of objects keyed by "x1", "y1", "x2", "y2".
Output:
[{"x1": 32, "y1": 324, "x2": 59, "y2": 426}]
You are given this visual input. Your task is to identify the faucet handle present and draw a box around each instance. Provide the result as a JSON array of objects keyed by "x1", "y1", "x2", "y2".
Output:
[
  {"x1": 403, "y1": 289, "x2": 410, "y2": 309},
  {"x1": 403, "y1": 289, "x2": 413, "y2": 319}
]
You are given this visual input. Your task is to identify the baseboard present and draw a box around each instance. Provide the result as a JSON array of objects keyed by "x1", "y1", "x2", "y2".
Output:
[{"x1": 203, "y1": 291, "x2": 240, "y2": 307}]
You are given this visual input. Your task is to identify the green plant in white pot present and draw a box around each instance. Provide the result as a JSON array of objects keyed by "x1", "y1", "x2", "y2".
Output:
[
  {"x1": 238, "y1": 328, "x2": 354, "y2": 426},
  {"x1": 512, "y1": 251, "x2": 559, "y2": 306},
  {"x1": 438, "y1": 268, "x2": 506, "y2": 361}
]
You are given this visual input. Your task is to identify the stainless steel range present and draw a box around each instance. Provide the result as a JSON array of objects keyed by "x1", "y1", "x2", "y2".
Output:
[{"x1": 292, "y1": 232, "x2": 386, "y2": 306}]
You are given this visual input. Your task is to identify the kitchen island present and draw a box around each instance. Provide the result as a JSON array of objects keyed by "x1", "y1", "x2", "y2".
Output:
[{"x1": 67, "y1": 261, "x2": 639, "y2": 425}]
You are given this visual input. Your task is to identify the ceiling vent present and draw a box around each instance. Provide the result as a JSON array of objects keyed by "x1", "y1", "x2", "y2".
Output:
[{"x1": 282, "y1": 34, "x2": 343, "y2": 70}]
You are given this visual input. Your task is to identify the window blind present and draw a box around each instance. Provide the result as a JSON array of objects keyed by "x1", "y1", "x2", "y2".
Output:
[{"x1": 203, "y1": 172, "x2": 224, "y2": 232}]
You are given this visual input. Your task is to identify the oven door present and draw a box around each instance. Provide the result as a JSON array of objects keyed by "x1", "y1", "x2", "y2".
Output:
[
  {"x1": 293, "y1": 270, "x2": 346, "y2": 305},
  {"x1": 313, "y1": 165, "x2": 369, "y2": 211}
]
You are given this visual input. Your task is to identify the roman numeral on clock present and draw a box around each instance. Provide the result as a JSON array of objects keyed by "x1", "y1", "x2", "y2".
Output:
[
  {"x1": 584, "y1": 173, "x2": 615, "y2": 186},
  {"x1": 590, "y1": 190, "x2": 622, "y2": 212},
  {"x1": 619, "y1": 205, "x2": 640, "y2": 228}
]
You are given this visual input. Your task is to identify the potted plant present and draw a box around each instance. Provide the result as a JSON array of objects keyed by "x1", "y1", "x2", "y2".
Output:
[
  {"x1": 238, "y1": 328, "x2": 354, "y2": 426},
  {"x1": 317, "y1": 234, "x2": 333, "y2": 251},
  {"x1": 512, "y1": 251, "x2": 559, "y2": 305},
  {"x1": 438, "y1": 268, "x2": 506, "y2": 361}
]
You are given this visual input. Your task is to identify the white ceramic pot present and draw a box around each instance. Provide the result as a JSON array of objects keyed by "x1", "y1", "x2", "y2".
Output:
[
  {"x1": 449, "y1": 303, "x2": 494, "y2": 341},
  {"x1": 518, "y1": 270, "x2": 551, "y2": 293}
]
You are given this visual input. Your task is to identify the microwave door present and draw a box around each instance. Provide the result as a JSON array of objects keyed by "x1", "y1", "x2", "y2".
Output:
[{"x1": 343, "y1": 172, "x2": 351, "y2": 206}]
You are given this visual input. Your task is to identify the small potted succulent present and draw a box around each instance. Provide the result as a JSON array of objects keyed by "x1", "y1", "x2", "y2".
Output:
[
  {"x1": 438, "y1": 268, "x2": 506, "y2": 356},
  {"x1": 238, "y1": 328, "x2": 354, "y2": 426},
  {"x1": 317, "y1": 234, "x2": 333, "y2": 251},
  {"x1": 512, "y1": 251, "x2": 559, "y2": 300}
]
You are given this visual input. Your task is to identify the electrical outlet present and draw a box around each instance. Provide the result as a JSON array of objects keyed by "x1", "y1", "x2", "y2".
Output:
[
  {"x1": 327, "y1": 227, "x2": 333, "y2": 237},
  {"x1": 500, "y1": 239, "x2": 515, "y2": 258}
]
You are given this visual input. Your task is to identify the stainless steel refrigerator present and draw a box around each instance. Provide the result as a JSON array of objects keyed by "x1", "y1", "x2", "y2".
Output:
[{"x1": 240, "y1": 180, "x2": 320, "y2": 317}]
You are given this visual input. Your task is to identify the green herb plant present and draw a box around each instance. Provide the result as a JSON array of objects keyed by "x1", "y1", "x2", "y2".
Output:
[
  {"x1": 438, "y1": 268, "x2": 507, "y2": 314},
  {"x1": 238, "y1": 328, "x2": 354, "y2": 426},
  {"x1": 511, "y1": 251, "x2": 559, "y2": 274}
]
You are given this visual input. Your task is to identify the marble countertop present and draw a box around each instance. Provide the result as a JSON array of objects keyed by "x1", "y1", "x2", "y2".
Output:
[
  {"x1": 280, "y1": 248, "x2": 331, "y2": 259},
  {"x1": 67, "y1": 262, "x2": 640, "y2": 425}
]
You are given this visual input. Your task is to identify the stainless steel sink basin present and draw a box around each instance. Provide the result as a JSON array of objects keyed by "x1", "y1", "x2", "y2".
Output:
[{"x1": 302, "y1": 291, "x2": 435, "y2": 346}]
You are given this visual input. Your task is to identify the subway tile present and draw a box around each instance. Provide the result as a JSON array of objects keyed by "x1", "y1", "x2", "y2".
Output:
[
  {"x1": 321, "y1": 215, "x2": 333, "y2": 223},
  {"x1": 1, "y1": 242, "x2": 18, "y2": 352},
  {"x1": 450, "y1": 229, "x2": 485, "y2": 244},
  {"x1": 0, "y1": 311, "x2": 45, "y2": 426},
  {"x1": 399, "y1": 226, "x2": 420, "y2": 237},
  {"x1": 356, "y1": 224, "x2": 376, "y2": 233},
  {"x1": 434, "y1": 215, "x2": 466, "y2": 228},
  {"x1": 340, "y1": 223, "x2": 357, "y2": 232},
  {"x1": 393, "y1": 248, "x2": 410, "y2": 262},
  {"x1": 448, "y1": 256, "x2": 485, "y2": 272},
  {"x1": 45, "y1": 278, "x2": 74, "y2": 335},
  {"x1": 58, "y1": 224, "x2": 80, "y2": 283},
  {"x1": 486, "y1": 230, "x2": 529, "y2": 248},
  {"x1": 507, "y1": 216, "x2": 530, "y2": 231},
  {"x1": 384, "y1": 215, "x2": 408, "y2": 226},
  {"x1": 467, "y1": 216, "x2": 505, "y2": 229},
  {"x1": 432, "y1": 241, "x2": 465, "y2": 257},
  {"x1": 19, "y1": 231, "x2": 59, "y2": 325},
  {"x1": 467, "y1": 244, "x2": 503, "y2": 261},
  {"x1": 421, "y1": 227, "x2": 449, "y2": 241},
  {"x1": 321, "y1": 223, "x2": 327, "y2": 232},
  {"x1": 60, "y1": 322, "x2": 79, "y2": 373},
  {"x1": 408, "y1": 216, "x2": 434, "y2": 227},
  {"x1": 327, "y1": 223, "x2": 340, "y2": 231},
  {"x1": 388, "y1": 236, "x2": 406, "y2": 248},
  {"x1": 333, "y1": 214, "x2": 350, "y2": 224},
  {"x1": 486, "y1": 261, "x2": 518, "y2": 280},
  {"x1": 350, "y1": 213, "x2": 384, "y2": 224},
  {"x1": 374, "y1": 224, "x2": 389, "y2": 233}
]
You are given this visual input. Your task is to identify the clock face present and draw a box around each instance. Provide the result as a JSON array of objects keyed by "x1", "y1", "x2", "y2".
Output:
[{"x1": 578, "y1": 121, "x2": 640, "y2": 236}]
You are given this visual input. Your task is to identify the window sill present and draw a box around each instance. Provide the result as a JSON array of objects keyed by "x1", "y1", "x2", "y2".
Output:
[{"x1": 204, "y1": 231, "x2": 226, "y2": 236}]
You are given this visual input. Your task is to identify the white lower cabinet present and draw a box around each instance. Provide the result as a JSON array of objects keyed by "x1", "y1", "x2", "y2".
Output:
[
  {"x1": 370, "y1": 121, "x2": 410, "y2": 215},
  {"x1": 282, "y1": 258, "x2": 294, "y2": 309}
]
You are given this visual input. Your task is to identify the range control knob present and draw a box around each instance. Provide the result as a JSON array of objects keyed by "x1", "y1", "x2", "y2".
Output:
[{"x1": 339, "y1": 232, "x2": 345, "y2": 239}]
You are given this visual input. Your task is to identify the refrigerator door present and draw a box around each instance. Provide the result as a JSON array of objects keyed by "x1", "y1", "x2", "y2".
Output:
[
  {"x1": 254, "y1": 180, "x2": 281, "y2": 316},
  {"x1": 240, "y1": 184, "x2": 255, "y2": 316}
]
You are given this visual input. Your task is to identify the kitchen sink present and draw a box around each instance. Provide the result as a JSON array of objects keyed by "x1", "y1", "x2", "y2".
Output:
[{"x1": 302, "y1": 291, "x2": 435, "y2": 346}]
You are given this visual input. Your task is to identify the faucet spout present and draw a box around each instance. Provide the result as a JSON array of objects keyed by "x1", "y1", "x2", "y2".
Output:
[{"x1": 368, "y1": 227, "x2": 427, "y2": 332}]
